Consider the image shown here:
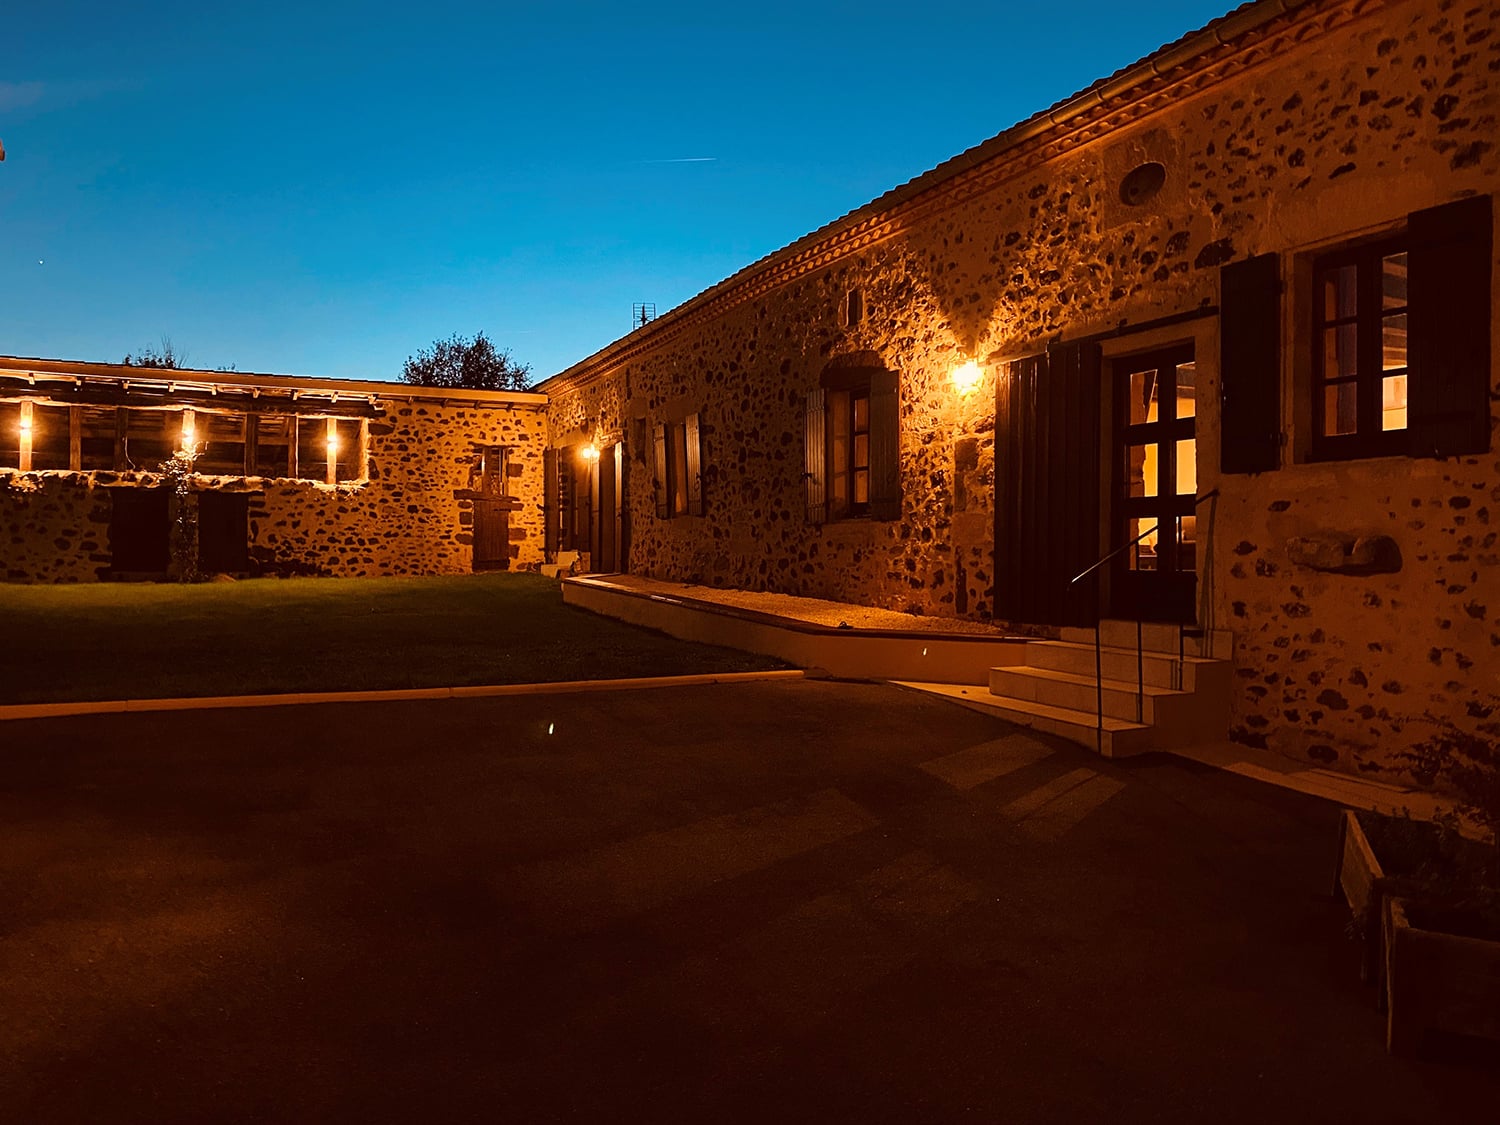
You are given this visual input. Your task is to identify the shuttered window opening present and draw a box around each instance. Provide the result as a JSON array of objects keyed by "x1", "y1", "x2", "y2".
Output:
[
  {"x1": 805, "y1": 367, "x2": 900, "y2": 523},
  {"x1": 652, "y1": 412, "x2": 705, "y2": 519},
  {"x1": 1221, "y1": 194, "x2": 1491, "y2": 470}
]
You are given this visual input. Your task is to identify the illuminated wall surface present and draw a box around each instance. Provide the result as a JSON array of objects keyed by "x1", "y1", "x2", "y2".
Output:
[
  {"x1": 0, "y1": 372, "x2": 548, "y2": 581},
  {"x1": 542, "y1": 0, "x2": 1500, "y2": 776}
]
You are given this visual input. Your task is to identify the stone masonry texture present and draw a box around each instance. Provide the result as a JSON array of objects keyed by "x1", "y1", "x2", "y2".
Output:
[{"x1": 543, "y1": 0, "x2": 1500, "y2": 779}]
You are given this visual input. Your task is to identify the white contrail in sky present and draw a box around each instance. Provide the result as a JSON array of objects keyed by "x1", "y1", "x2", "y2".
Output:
[{"x1": 639, "y1": 157, "x2": 717, "y2": 164}]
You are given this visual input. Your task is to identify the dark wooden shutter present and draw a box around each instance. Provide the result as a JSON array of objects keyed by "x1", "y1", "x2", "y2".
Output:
[
  {"x1": 1219, "y1": 253, "x2": 1282, "y2": 474},
  {"x1": 543, "y1": 447, "x2": 559, "y2": 556},
  {"x1": 868, "y1": 370, "x2": 901, "y2": 521},
  {"x1": 613, "y1": 442, "x2": 626, "y2": 570},
  {"x1": 804, "y1": 388, "x2": 827, "y2": 524},
  {"x1": 652, "y1": 422, "x2": 669, "y2": 519},
  {"x1": 685, "y1": 412, "x2": 704, "y2": 516},
  {"x1": 1409, "y1": 194, "x2": 1492, "y2": 458},
  {"x1": 993, "y1": 345, "x2": 1101, "y2": 627}
]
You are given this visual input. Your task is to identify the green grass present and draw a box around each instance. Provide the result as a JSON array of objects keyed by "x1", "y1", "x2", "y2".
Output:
[{"x1": 0, "y1": 574, "x2": 786, "y2": 704}]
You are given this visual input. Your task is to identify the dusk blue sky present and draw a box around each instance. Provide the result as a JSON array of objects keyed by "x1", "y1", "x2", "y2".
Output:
[{"x1": 4, "y1": 0, "x2": 1233, "y2": 383}]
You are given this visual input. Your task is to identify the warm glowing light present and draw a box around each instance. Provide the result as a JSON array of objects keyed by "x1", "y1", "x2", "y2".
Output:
[
  {"x1": 326, "y1": 433, "x2": 339, "y2": 451},
  {"x1": 19, "y1": 415, "x2": 32, "y2": 436},
  {"x1": 180, "y1": 409, "x2": 196, "y2": 444},
  {"x1": 581, "y1": 443, "x2": 600, "y2": 462},
  {"x1": 951, "y1": 360, "x2": 983, "y2": 395}
]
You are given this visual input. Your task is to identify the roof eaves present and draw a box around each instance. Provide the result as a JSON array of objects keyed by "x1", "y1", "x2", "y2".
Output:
[{"x1": 538, "y1": 0, "x2": 1312, "y2": 393}]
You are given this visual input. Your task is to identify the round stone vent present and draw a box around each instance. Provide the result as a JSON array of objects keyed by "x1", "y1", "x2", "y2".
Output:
[{"x1": 1119, "y1": 161, "x2": 1166, "y2": 206}]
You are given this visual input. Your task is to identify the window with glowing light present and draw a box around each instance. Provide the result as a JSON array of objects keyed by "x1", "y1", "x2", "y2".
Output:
[
  {"x1": 805, "y1": 363, "x2": 900, "y2": 523},
  {"x1": 1311, "y1": 237, "x2": 1409, "y2": 460}
]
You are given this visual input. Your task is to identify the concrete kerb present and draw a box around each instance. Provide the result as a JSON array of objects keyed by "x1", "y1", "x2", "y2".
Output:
[{"x1": 0, "y1": 669, "x2": 808, "y2": 723}]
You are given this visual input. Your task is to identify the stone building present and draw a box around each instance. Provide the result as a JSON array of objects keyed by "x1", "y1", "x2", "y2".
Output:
[
  {"x1": 0, "y1": 356, "x2": 547, "y2": 581},
  {"x1": 538, "y1": 0, "x2": 1499, "y2": 775}
]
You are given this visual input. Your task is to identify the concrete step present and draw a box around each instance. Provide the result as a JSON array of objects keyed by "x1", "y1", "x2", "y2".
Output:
[
  {"x1": 891, "y1": 681, "x2": 1152, "y2": 758},
  {"x1": 1022, "y1": 640, "x2": 1222, "y2": 692},
  {"x1": 989, "y1": 664, "x2": 1177, "y2": 725},
  {"x1": 1057, "y1": 621, "x2": 1233, "y2": 659}
]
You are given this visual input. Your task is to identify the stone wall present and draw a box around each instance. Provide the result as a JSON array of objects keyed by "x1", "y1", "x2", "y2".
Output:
[
  {"x1": 0, "y1": 395, "x2": 548, "y2": 581},
  {"x1": 248, "y1": 398, "x2": 547, "y2": 577},
  {"x1": 0, "y1": 474, "x2": 112, "y2": 582},
  {"x1": 543, "y1": 0, "x2": 1500, "y2": 777}
]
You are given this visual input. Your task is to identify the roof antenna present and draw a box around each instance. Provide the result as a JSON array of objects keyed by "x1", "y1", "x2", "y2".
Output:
[{"x1": 632, "y1": 303, "x2": 656, "y2": 330}]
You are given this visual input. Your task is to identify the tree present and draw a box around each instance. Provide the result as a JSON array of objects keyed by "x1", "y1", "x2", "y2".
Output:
[
  {"x1": 401, "y1": 332, "x2": 532, "y2": 391},
  {"x1": 122, "y1": 337, "x2": 186, "y2": 369}
]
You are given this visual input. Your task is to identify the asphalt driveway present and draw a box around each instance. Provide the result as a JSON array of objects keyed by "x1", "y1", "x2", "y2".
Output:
[{"x1": 1, "y1": 680, "x2": 1494, "y2": 1123}]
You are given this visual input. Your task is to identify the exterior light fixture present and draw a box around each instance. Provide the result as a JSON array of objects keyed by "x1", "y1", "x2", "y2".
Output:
[
  {"x1": 952, "y1": 359, "x2": 983, "y2": 396},
  {"x1": 18, "y1": 412, "x2": 32, "y2": 437},
  {"x1": 581, "y1": 443, "x2": 600, "y2": 463},
  {"x1": 180, "y1": 409, "x2": 196, "y2": 445}
]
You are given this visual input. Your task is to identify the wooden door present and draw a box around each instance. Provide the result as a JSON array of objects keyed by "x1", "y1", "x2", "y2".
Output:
[
  {"x1": 472, "y1": 499, "x2": 511, "y2": 571},
  {"x1": 993, "y1": 343, "x2": 1102, "y2": 627},
  {"x1": 197, "y1": 492, "x2": 249, "y2": 574},
  {"x1": 108, "y1": 488, "x2": 170, "y2": 576},
  {"x1": 1111, "y1": 345, "x2": 1197, "y2": 623},
  {"x1": 592, "y1": 442, "x2": 623, "y2": 573}
]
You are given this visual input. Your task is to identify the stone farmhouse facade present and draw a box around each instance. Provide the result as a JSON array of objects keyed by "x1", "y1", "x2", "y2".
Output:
[
  {"x1": 2, "y1": 0, "x2": 1496, "y2": 780},
  {"x1": 539, "y1": 0, "x2": 1499, "y2": 774},
  {"x1": 0, "y1": 356, "x2": 548, "y2": 581}
]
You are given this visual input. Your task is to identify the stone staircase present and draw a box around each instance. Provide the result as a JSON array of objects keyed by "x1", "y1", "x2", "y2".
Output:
[{"x1": 902, "y1": 620, "x2": 1232, "y2": 758}]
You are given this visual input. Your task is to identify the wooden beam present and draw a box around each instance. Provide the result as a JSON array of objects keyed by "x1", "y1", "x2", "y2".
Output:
[
  {"x1": 0, "y1": 383, "x2": 382, "y2": 418},
  {"x1": 69, "y1": 406, "x2": 81, "y2": 471}
]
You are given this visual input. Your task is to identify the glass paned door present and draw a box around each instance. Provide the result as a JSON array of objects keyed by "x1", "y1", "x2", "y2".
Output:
[{"x1": 1112, "y1": 345, "x2": 1198, "y2": 623}]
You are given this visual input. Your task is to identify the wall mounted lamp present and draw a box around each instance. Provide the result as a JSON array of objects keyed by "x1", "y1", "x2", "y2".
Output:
[{"x1": 951, "y1": 359, "x2": 983, "y2": 396}]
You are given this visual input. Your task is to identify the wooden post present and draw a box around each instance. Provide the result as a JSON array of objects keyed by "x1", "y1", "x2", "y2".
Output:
[
  {"x1": 18, "y1": 401, "x2": 33, "y2": 471},
  {"x1": 114, "y1": 409, "x2": 128, "y2": 470},
  {"x1": 69, "y1": 406, "x2": 82, "y2": 471},
  {"x1": 288, "y1": 415, "x2": 299, "y2": 478},
  {"x1": 244, "y1": 414, "x2": 259, "y2": 476},
  {"x1": 325, "y1": 417, "x2": 337, "y2": 485}
]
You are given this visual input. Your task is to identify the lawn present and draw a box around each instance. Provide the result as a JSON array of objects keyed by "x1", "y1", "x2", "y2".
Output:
[{"x1": 0, "y1": 574, "x2": 786, "y2": 705}]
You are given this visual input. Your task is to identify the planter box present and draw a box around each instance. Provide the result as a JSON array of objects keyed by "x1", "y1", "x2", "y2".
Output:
[
  {"x1": 1335, "y1": 809, "x2": 1387, "y2": 991},
  {"x1": 1384, "y1": 896, "x2": 1500, "y2": 1056}
]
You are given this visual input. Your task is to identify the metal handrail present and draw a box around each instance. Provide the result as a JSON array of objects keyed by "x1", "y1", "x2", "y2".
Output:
[
  {"x1": 1069, "y1": 488, "x2": 1220, "y2": 588},
  {"x1": 1067, "y1": 488, "x2": 1221, "y2": 754}
]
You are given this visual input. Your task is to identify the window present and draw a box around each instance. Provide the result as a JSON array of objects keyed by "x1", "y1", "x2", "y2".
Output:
[
  {"x1": 1311, "y1": 238, "x2": 1408, "y2": 459},
  {"x1": 473, "y1": 445, "x2": 508, "y2": 497},
  {"x1": 1219, "y1": 195, "x2": 1491, "y2": 473},
  {"x1": 827, "y1": 384, "x2": 871, "y2": 518},
  {"x1": 653, "y1": 413, "x2": 703, "y2": 518},
  {"x1": 804, "y1": 365, "x2": 900, "y2": 523},
  {"x1": 841, "y1": 288, "x2": 865, "y2": 328}
]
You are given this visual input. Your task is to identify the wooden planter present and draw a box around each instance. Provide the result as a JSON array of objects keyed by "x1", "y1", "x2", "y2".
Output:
[
  {"x1": 1384, "y1": 896, "x2": 1500, "y2": 1056},
  {"x1": 1334, "y1": 809, "x2": 1387, "y2": 992}
]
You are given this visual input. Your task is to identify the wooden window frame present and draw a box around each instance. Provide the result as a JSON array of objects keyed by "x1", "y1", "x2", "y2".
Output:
[
  {"x1": 652, "y1": 413, "x2": 704, "y2": 520},
  {"x1": 1310, "y1": 234, "x2": 1409, "y2": 462},
  {"x1": 827, "y1": 383, "x2": 872, "y2": 520}
]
